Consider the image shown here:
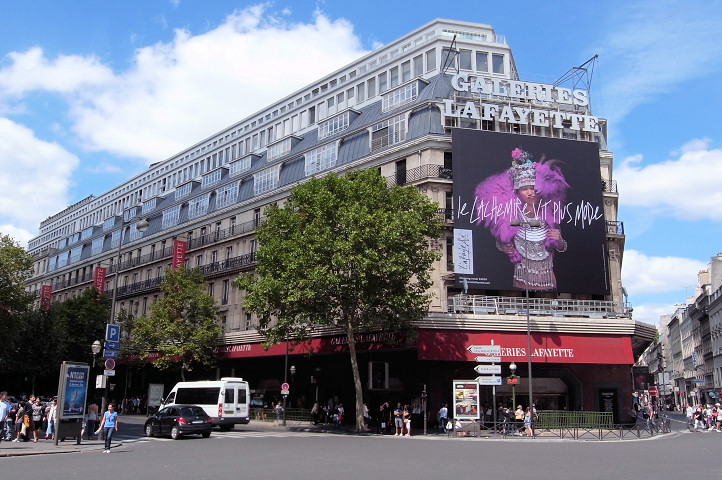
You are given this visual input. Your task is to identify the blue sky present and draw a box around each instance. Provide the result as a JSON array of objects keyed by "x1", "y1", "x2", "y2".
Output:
[{"x1": 1, "y1": 0, "x2": 721, "y2": 328}]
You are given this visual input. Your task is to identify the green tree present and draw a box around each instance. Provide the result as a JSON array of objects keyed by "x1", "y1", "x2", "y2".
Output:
[
  {"x1": 0, "y1": 233, "x2": 36, "y2": 372},
  {"x1": 52, "y1": 287, "x2": 111, "y2": 363},
  {"x1": 236, "y1": 169, "x2": 443, "y2": 431},
  {"x1": 130, "y1": 267, "x2": 222, "y2": 381}
]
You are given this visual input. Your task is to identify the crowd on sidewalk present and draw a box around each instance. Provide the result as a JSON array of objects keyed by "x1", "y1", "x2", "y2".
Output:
[{"x1": 0, "y1": 392, "x2": 57, "y2": 444}]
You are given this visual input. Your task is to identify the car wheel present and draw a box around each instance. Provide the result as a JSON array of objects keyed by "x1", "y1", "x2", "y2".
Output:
[
  {"x1": 202, "y1": 431, "x2": 211, "y2": 438},
  {"x1": 171, "y1": 426, "x2": 181, "y2": 440},
  {"x1": 145, "y1": 424, "x2": 154, "y2": 437}
]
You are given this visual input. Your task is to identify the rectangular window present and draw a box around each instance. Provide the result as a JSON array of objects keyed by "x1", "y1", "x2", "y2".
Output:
[
  {"x1": 215, "y1": 182, "x2": 239, "y2": 209},
  {"x1": 266, "y1": 137, "x2": 292, "y2": 161},
  {"x1": 142, "y1": 198, "x2": 157, "y2": 214},
  {"x1": 378, "y1": 72, "x2": 388, "y2": 93},
  {"x1": 413, "y1": 54, "x2": 423, "y2": 77},
  {"x1": 175, "y1": 183, "x2": 192, "y2": 200},
  {"x1": 253, "y1": 164, "x2": 281, "y2": 195},
  {"x1": 162, "y1": 205, "x2": 181, "y2": 229},
  {"x1": 229, "y1": 157, "x2": 251, "y2": 177},
  {"x1": 356, "y1": 83, "x2": 365, "y2": 103},
  {"x1": 69, "y1": 246, "x2": 83, "y2": 263},
  {"x1": 476, "y1": 51, "x2": 489, "y2": 72},
  {"x1": 305, "y1": 143, "x2": 338, "y2": 176},
  {"x1": 441, "y1": 47, "x2": 456, "y2": 71},
  {"x1": 389, "y1": 66, "x2": 399, "y2": 88},
  {"x1": 425, "y1": 48, "x2": 436, "y2": 72},
  {"x1": 382, "y1": 82, "x2": 418, "y2": 112},
  {"x1": 222, "y1": 279, "x2": 229, "y2": 305},
  {"x1": 459, "y1": 49, "x2": 472, "y2": 70},
  {"x1": 371, "y1": 113, "x2": 406, "y2": 151},
  {"x1": 401, "y1": 61, "x2": 411, "y2": 83},
  {"x1": 188, "y1": 193, "x2": 211, "y2": 220},
  {"x1": 102, "y1": 218, "x2": 115, "y2": 232},
  {"x1": 111, "y1": 230, "x2": 121, "y2": 249},
  {"x1": 492, "y1": 53, "x2": 505, "y2": 74},
  {"x1": 81, "y1": 227, "x2": 94, "y2": 240},
  {"x1": 367, "y1": 77, "x2": 376, "y2": 98},
  {"x1": 201, "y1": 169, "x2": 222, "y2": 187},
  {"x1": 91, "y1": 236, "x2": 105, "y2": 255},
  {"x1": 317, "y1": 111, "x2": 350, "y2": 140}
]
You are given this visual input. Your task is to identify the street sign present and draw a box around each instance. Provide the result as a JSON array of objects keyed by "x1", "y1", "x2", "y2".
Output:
[
  {"x1": 476, "y1": 376, "x2": 502, "y2": 385},
  {"x1": 105, "y1": 358, "x2": 116, "y2": 370},
  {"x1": 281, "y1": 382, "x2": 290, "y2": 391},
  {"x1": 474, "y1": 356, "x2": 502, "y2": 363},
  {"x1": 103, "y1": 348, "x2": 119, "y2": 359},
  {"x1": 105, "y1": 324, "x2": 121, "y2": 343},
  {"x1": 104, "y1": 341, "x2": 120, "y2": 350},
  {"x1": 507, "y1": 377, "x2": 519, "y2": 384},
  {"x1": 281, "y1": 389, "x2": 289, "y2": 396},
  {"x1": 692, "y1": 379, "x2": 705, "y2": 383},
  {"x1": 647, "y1": 386, "x2": 658, "y2": 396},
  {"x1": 104, "y1": 369, "x2": 116, "y2": 376},
  {"x1": 467, "y1": 345, "x2": 501, "y2": 355},
  {"x1": 474, "y1": 364, "x2": 502, "y2": 375}
]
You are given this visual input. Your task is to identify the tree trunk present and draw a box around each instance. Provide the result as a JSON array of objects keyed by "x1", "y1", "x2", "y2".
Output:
[{"x1": 345, "y1": 321, "x2": 366, "y2": 432}]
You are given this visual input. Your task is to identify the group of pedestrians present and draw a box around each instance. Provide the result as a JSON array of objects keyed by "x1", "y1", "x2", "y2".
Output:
[
  {"x1": 0, "y1": 393, "x2": 58, "y2": 444},
  {"x1": 686, "y1": 403, "x2": 722, "y2": 431}
]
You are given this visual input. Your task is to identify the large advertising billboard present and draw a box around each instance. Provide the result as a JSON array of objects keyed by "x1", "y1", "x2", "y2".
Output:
[{"x1": 452, "y1": 129, "x2": 609, "y2": 295}]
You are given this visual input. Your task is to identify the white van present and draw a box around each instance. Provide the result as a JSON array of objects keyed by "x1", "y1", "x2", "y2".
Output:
[{"x1": 163, "y1": 377, "x2": 250, "y2": 430}]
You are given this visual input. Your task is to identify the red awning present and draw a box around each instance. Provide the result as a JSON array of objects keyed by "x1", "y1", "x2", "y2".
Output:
[{"x1": 417, "y1": 329, "x2": 633, "y2": 364}]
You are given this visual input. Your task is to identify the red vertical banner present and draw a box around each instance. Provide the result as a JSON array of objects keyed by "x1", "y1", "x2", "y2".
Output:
[
  {"x1": 172, "y1": 240, "x2": 187, "y2": 270},
  {"x1": 40, "y1": 285, "x2": 52, "y2": 310},
  {"x1": 94, "y1": 266, "x2": 107, "y2": 294}
]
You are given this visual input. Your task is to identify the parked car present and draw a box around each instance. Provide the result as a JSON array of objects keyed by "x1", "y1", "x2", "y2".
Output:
[{"x1": 144, "y1": 404, "x2": 213, "y2": 439}]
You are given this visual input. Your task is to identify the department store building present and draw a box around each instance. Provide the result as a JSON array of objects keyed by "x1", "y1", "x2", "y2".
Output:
[{"x1": 26, "y1": 19, "x2": 654, "y2": 421}]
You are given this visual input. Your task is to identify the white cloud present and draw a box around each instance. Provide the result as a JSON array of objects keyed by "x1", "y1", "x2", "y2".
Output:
[
  {"x1": 30, "y1": 5, "x2": 367, "y2": 164},
  {"x1": 617, "y1": 142, "x2": 722, "y2": 221},
  {"x1": 630, "y1": 302, "x2": 679, "y2": 328},
  {"x1": 0, "y1": 118, "x2": 79, "y2": 245},
  {"x1": 595, "y1": 1, "x2": 722, "y2": 124},
  {"x1": 621, "y1": 249, "x2": 706, "y2": 296}
]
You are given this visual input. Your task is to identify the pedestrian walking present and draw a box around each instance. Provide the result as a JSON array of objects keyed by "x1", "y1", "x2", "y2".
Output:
[
  {"x1": 437, "y1": 403, "x2": 448, "y2": 433},
  {"x1": 45, "y1": 398, "x2": 57, "y2": 440},
  {"x1": 96, "y1": 403, "x2": 119, "y2": 453},
  {"x1": 0, "y1": 391, "x2": 7, "y2": 445},
  {"x1": 393, "y1": 402, "x2": 404, "y2": 436}
]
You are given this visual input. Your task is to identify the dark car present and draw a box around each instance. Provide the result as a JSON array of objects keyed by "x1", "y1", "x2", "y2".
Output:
[{"x1": 144, "y1": 405, "x2": 213, "y2": 440}]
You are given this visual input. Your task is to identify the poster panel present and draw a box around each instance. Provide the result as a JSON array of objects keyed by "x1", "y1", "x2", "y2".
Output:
[
  {"x1": 56, "y1": 362, "x2": 90, "y2": 420},
  {"x1": 452, "y1": 380, "x2": 480, "y2": 420},
  {"x1": 452, "y1": 129, "x2": 609, "y2": 295},
  {"x1": 147, "y1": 383, "x2": 165, "y2": 407}
]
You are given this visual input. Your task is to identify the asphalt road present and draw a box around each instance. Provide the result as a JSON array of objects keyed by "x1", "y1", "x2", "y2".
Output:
[{"x1": 1, "y1": 414, "x2": 718, "y2": 480}]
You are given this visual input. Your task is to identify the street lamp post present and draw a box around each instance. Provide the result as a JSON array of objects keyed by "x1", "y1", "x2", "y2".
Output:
[
  {"x1": 106, "y1": 212, "x2": 149, "y2": 413},
  {"x1": 91, "y1": 340, "x2": 102, "y2": 368},
  {"x1": 510, "y1": 217, "x2": 540, "y2": 438}
]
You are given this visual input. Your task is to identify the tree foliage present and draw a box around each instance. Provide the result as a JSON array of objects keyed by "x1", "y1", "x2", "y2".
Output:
[
  {"x1": 0, "y1": 233, "x2": 38, "y2": 372},
  {"x1": 51, "y1": 287, "x2": 111, "y2": 363},
  {"x1": 236, "y1": 169, "x2": 443, "y2": 431},
  {"x1": 130, "y1": 267, "x2": 222, "y2": 381}
]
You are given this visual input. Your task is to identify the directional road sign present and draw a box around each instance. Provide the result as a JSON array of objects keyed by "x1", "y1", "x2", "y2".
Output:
[
  {"x1": 474, "y1": 364, "x2": 502, "y2": 375},
  {"x1": 476, "y1": 376, "x2": 502, "y2": 385},
  {"x1": 103, "y1": 348, "x2": 119, "y2": 359},
  {"x1": 474, "y1": 356, "x2": 502, "y2": 363},
  {"x1": 104, "y1": 341, "x2": 120, "y2": 350},
  {"x1": 467, "y1": 345, "x2": 501, "y2": 355}
]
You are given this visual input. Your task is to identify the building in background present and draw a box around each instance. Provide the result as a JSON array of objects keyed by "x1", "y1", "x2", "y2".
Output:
[
  {"x1": 25, "y1": 19, "x2": 654, "y2": 421},
  {"x1": 639, "y1": 253, "x2": 722, "y2": 408}
]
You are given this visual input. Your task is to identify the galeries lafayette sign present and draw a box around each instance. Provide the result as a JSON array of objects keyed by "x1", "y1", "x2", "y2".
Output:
[
  {"x1": 444, "y1": 73, "x2": 601, "y2": 133},
  {"x1": 417, "y1": 329, "x2": 633, "y2": 364}
]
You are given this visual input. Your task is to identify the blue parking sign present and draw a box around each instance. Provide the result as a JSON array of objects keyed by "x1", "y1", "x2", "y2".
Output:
[{"x1": 106, "y1": 324, "x2": 121, "y2": 343}]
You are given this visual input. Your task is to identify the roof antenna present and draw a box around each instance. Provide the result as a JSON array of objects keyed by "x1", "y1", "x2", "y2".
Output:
[{"x1": 441, "y1": 34, "x2": 459, "y2": 75}]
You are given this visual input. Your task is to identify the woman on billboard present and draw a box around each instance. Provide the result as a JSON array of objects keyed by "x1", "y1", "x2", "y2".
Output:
[{"x1": 475, "y1": 147, "x2": 569, "y2": 291}]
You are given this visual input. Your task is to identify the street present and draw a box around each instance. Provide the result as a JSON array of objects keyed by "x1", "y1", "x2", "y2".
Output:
[{"x1": 1, "y1": 414, "x2": 719, "y2": 480}]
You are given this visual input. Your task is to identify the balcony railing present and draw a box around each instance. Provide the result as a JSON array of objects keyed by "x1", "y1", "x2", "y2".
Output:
[
  {"x1": 448, "y1": 294, "x2": 631, "y2": 318},
  {"x1": 108, "y1": 253, "x2": 257, "y2": 299},
  {"x1": 385, "y1": 164, "x2": 452, "y2": 187}
]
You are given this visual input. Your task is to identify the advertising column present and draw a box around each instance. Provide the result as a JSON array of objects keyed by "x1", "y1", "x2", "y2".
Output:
[{"x1": 55, "y1": 362, "x2": 90, "y2": 445}]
